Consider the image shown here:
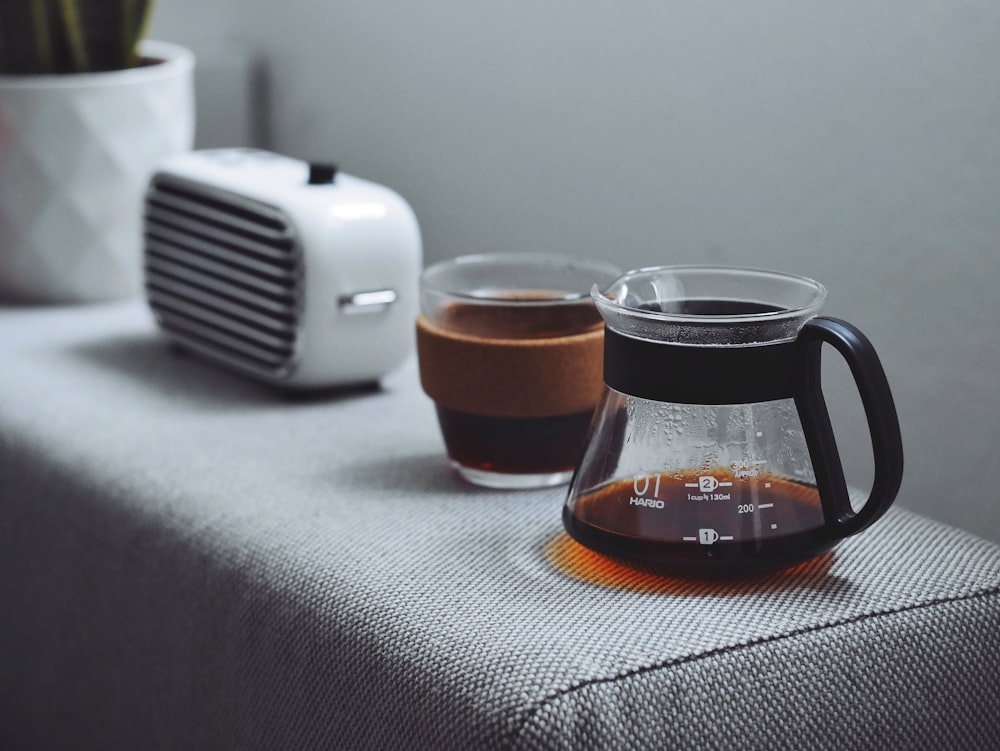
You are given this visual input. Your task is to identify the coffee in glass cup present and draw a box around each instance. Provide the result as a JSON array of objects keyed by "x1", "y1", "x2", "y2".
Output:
[{"x1": 416, "y1": 254, "x2": 620, "y2": 489}]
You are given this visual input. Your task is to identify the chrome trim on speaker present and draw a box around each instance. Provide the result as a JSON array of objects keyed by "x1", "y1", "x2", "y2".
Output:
[{"x1": 339, "y1": 289, "x2": 398, "y2": 314}]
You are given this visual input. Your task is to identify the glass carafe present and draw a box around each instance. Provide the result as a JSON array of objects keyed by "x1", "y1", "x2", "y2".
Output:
[{"x1": 563, "y1": 266, "x2": 904, "y2": 573}]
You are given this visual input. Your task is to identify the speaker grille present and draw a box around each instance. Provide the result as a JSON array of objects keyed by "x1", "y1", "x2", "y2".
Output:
[{"x1": 144, "y1": 177, "x2": 304, "y2": 377}]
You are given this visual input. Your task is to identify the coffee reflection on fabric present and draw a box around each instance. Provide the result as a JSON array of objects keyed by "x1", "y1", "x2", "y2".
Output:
[{"x1": 544, "y1": 532, "x2": 844, "y2": 596}]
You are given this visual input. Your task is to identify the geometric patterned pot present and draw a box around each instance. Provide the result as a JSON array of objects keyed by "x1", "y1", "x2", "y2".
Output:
[{"x1": 0, "y1": 41, "x2": 194, "y2": 303}]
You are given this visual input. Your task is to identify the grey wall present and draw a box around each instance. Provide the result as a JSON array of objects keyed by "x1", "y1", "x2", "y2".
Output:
[
  {"x1": 151, "y1": 1, "x2": 261, "y2": 148},
  {"x1": 154, "y1": 1, "x2": 1000, "y2": 541}
]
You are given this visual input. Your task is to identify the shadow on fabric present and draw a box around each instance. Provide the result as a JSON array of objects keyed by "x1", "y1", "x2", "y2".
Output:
[
  {"x1": 66, "y1": 333, "x2": 382, "y2": 411},
  {"x1": 545, "y1": 532, "x2": 852, "y2": 597}
]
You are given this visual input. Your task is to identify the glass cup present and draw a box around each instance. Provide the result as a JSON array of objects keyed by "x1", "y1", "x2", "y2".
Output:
[{"x1": 416, "y1": 253, "x2": 621, "y2": 489}]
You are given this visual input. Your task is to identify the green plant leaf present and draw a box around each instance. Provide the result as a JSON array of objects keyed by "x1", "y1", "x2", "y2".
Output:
[
  {"x1": 124, "y1": 0, "x2": 155, "y2": 66},
  {"x1": 0, "y1": 2, "x2": 54, "y2": 73},
  {"x1": 58, "y1": 0, "x2": 90, "y2": 72},
  {"x1": 31, "y1": 0, "x2": 56, "y2": 72},
  {"x1": 0, "y1": 0, "x2": 158, "y2": 74}
]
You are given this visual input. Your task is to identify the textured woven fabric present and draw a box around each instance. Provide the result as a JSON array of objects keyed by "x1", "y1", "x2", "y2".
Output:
[{"x1": 1, "y1": 302, "x2": 999, "y2": 750}]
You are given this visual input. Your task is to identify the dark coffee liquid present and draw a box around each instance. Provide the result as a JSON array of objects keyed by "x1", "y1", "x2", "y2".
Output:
[
  {"x1": 642, "y1": 299, "x2": 787, "y2": 316},
  {"x1": 437, "y1": 406, "x2": 594, "y2": 474},
  {"x1": 565, "y1": 472, "x2": 832, "y2": 572}
]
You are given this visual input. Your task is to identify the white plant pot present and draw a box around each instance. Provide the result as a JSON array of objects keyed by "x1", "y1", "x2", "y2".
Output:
[{"x1": 0, "y1": 41, "x2": 195, "y2": 304}]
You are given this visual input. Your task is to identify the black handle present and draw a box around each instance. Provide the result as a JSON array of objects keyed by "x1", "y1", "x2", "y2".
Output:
[{"x1": 795, "y1": 317, "x2": 904, "y2": 540}]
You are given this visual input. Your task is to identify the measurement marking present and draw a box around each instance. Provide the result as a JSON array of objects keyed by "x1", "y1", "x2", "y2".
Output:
[
  {"x1": 756, "y1": 431, "x2": 763, "y2": 437},
  {"x1": 682, "y1": 536, "x2": 697, "y2": 542},
  {"x1": 687, "y1": 477, "x2": 735, "y2": 491},
  {"x1": 758, "y1": 503, "x2": 774, "y2": 509},
  {"x1": 720, "y1": 536, "x2": 735, "y2": 541}
]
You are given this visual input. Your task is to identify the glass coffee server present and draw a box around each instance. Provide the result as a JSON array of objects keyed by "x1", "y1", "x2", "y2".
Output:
[{"x1": 564, "y1": 266, "x2": 904, "y2": 573}]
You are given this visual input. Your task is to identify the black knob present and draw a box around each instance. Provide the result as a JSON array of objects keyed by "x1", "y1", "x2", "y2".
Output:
[{"x1": 307, "y1": 162, "x2": 338, "y2": 185}]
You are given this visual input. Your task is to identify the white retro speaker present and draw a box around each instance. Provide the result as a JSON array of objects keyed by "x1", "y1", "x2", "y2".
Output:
[{"x1": 143, "y1": 149, "x2": 422, "y2": 389}]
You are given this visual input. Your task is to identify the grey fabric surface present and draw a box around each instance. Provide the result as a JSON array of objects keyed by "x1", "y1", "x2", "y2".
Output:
[{"x1": 1, "y1": 301, "x2": 999, "y2": 750}]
